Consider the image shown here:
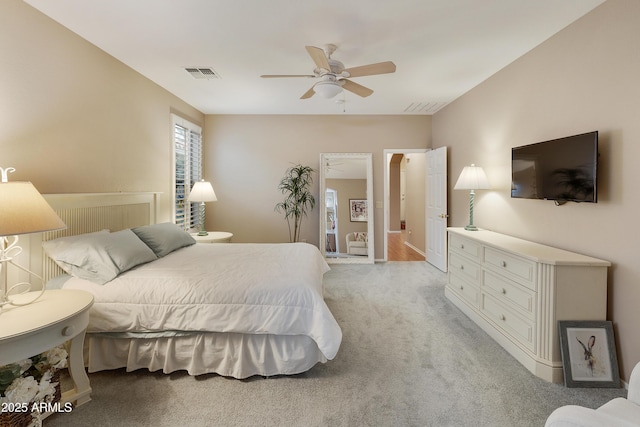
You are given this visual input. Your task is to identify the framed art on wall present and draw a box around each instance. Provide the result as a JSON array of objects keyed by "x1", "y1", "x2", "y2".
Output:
[
  {"x1": 558, "y1": 320, "x2": 620, "y2": 388},
  {"x1": 349, "y1": 199, "x2": 367, "y2": 222}
]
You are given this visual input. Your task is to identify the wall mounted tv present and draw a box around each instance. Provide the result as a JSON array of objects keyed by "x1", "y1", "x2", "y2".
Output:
[{"x1": 511, "y1": 131, "x2": 598, "y2": 203}]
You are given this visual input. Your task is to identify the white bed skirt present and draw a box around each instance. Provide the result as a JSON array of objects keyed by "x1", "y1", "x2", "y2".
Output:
[{"x1": 84, "y1": 332, "x2": 328, "y2": 379}]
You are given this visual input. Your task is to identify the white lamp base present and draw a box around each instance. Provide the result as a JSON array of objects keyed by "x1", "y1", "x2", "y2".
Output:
[
  {"x1": 1, "y1": 236, "x2": 46, "y2": 312},
  {"x1": 464, "y1": 190, "x2": 480, "y2": 231},
  {"x1": 197, "y1": 203, "x2": 208, "y2": 236}
]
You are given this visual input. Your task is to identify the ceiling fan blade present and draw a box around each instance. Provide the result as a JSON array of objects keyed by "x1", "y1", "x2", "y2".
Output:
[
  {"x1": 300, "y1": 86, "x2": 315, "y2": 99},
  {"x1": 341, "y1": 79, "x2": 373, "y2": 98},
  {"x1": 305, "y1": 46, "x2": 331, "y2": 71},
  {"x1": 260, "y1": 74, "x2": 316, "y2": 78},
  {"x1": 344, "y1": 61, "x2": 396, "y2": 78}
]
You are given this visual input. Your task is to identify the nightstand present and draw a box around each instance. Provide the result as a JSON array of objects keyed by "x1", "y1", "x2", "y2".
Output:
[
  {"x1": 191, "y1": 231, "x2": 233, "y2": 243},
  {"x1": 0, "y1": 289, "x2": 94, "y2": 409}
]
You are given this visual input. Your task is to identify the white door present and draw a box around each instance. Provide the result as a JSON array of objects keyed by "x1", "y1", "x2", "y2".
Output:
[{"x1": 426, "y1": 147, "x2": 448, "y2": 272}]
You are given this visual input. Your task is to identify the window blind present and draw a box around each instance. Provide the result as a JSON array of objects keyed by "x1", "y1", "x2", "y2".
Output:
[{"x1": 172, "y1": 115, "x2": 202, "y2": 231}]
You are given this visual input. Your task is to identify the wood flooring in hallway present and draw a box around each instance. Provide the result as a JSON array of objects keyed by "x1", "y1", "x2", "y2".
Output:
[{"x1": 387, "y1": 231, "x2": 425, "y2": 261}]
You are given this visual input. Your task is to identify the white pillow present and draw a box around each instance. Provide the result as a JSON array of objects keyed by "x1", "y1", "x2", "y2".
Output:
[{"x1": 42, "y1": 229, "x2": 157, "y2": 285}]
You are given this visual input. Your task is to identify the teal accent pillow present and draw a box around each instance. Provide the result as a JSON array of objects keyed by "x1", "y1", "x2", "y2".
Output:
[
  {"x1": 131, "y1": 222, "x2": 196, "y2": 258},
  {"x1": 43, "y1": 229, "x2": 157, "y2": 285}
]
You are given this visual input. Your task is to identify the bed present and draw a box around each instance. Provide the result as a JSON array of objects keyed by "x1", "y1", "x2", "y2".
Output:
[{"x1": 30, "y1": 193, "x2": 342, "y2": 379}]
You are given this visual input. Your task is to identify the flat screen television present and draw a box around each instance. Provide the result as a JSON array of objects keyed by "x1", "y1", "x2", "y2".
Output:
[{"x1": 511, "y1": 131, "x2": 598, "y2": 203}]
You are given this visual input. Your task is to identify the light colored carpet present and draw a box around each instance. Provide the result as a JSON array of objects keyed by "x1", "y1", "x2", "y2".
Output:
[{"x1": 46, "y1": 262, "x2": 626, "y2": 426}]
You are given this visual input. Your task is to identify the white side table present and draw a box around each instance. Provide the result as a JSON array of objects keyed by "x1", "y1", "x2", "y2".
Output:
[
  {"x1": 0, "y1": 289, "x2": 94, "y2": 410},
  {"x1": 191, "y1": 231, "x2": 233, "y2": 243}
]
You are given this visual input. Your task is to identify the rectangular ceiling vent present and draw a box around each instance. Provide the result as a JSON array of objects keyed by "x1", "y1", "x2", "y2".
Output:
[
  {"x1": 404, "y1": 102, "x2": 447, "y2": 114},
  {"x1": 185, "y1": 67, "x2": 220, "y2": 80}
]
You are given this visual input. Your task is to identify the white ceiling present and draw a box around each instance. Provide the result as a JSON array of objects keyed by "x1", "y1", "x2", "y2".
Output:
[{"x1": 24, "y1": 0, "x2": 605, "y2": 115}]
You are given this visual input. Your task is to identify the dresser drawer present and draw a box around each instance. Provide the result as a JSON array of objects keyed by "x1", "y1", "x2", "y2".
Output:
[
  {"x1": 449, "y1": 252, "x2": 482, "y2": 285},
  {"x1": 448, "y1": 271, "x2": 480, "y2": 308},
  {"x1": 482, "y1": 270, "x2": 536, "y2": 319},
  {"x1": 481, "y1": 293, "x2": 536, "y2": 352},
  {"x1": 449, "y1": 233, "x2": 482, "y2": 261},
  {"x1": 484, "y1": 247, "x2": 536, "y2": 290}
]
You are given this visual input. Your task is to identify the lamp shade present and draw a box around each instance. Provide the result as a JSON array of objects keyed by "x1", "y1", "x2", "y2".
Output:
[
  {"x1": 0, "y1": 182, "x2": 66, "y2": 236},
  {"x1": 454, "y1": 164, "x2": 491, "y2": 190},
  {"x1": 188, "y1": 180, "x2": 217, "y2": 202},
  {"x1": 313, "y1": 81, "x2": 343, "y2": 99}
]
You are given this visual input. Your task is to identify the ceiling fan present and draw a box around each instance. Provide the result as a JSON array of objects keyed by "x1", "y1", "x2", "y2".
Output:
[
  {"x1": 260, "y1": 44, "x2": 396, "y2": 100},
  {"x1": 324, "y1": 159, "x2": 344, "y2": 173}
]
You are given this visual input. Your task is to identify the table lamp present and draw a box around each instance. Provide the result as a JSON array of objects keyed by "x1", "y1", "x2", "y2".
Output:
[
  {"x1": 454, "y1": 164, "x2": 491, "y2": 231},
  {"x1": 188, "y1": 180, "x2": 217, "y2": 236},
  {"x1": 0, "y1": 170, "x2": 66, "y2": 310}
]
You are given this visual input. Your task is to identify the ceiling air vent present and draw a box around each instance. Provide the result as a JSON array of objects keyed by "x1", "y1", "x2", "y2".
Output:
[
  {"x1": 404, "y1": 102, "x2": 447, "y2": 114},
  {"x1": 185, "y1": 67, "x2": 220, "y2": 80}
]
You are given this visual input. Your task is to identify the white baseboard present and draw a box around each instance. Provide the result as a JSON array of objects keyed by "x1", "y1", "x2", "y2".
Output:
[{"x1": 404, "y1": 241, "x2": 426, "y2": 257}]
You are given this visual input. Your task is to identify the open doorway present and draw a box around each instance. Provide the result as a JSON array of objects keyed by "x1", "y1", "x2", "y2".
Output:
[{"x1": 384, "y1": 149, "x2": 427, "y2": 262}]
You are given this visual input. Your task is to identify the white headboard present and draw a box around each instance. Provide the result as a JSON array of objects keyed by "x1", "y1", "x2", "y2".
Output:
[{"x1": 27, "y1": 192, "x2": 160, "y2": 285}]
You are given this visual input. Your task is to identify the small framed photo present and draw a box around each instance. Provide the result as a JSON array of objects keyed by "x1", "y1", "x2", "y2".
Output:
[
  {"x1": 349, "y1": 199, "x2": 367, "y2": 222},
  {"x1": 558, "y1": 320, "x2": 620, "y2": 388}
]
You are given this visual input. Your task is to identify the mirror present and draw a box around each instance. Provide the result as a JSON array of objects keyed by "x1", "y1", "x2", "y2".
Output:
[{"x1": 319, "y1": 153, "x2": 374, "y2": 264}]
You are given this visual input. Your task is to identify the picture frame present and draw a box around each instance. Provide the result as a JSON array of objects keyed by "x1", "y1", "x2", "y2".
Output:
[
  {"x1": 349, "y1": 199, "x2": 367, "y2": 222},
  {"x1": 558, "y1": 320, "x2": 620, "y2": 388}
]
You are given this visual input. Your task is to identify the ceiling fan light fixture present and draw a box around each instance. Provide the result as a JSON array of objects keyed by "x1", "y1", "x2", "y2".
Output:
[{"x1": 313, "y1": 81, "x2": 343, "y2": 99}]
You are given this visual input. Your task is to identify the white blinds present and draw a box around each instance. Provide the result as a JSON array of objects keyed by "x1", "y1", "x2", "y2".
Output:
[{"x1": 173, "y1": 115, "x2": 202, "y2": 231}]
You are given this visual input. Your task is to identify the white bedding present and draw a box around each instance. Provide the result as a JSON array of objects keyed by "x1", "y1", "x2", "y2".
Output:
[{"x1": 61, "y1": 242, "x2": 342, "y2": 361}]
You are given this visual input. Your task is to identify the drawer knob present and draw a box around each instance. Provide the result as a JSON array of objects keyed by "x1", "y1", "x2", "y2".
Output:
[
  {"x1": 501, "y1": 261, "x2": 507, "y2": 268},
  {"x1": 62, "y1": 326, "x2": 75, "y2": 337}
]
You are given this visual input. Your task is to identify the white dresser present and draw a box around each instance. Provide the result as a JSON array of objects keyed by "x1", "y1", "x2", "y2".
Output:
[{"x1": 445, "y1": 227, "x2": 610, "y2": 383}]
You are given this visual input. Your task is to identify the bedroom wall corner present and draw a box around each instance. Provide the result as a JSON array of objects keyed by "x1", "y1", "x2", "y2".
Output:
[{"x1": 0, "y1": 0, "x2": 204, "y2": 223}]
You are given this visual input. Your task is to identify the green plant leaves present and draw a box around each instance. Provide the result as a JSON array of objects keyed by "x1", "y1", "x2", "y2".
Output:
[{"x1": 275, "y1": 164, "x2": 316, "y2": 242}]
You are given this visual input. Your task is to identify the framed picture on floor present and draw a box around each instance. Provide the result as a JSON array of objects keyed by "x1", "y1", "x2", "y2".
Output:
[
  {"x1": 349, "y1": 199, "x2": 367, "y2": 222},
  {"x1": 558, "y1": 320, "x2": 620, "y2": 388}
]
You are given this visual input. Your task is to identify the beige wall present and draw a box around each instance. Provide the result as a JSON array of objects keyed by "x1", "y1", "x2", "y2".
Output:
[
  {"x1": 1, "y1": 0, "x2": 203, "y2": 221},
  {"x1": 203, "y1": 115, "x2": 431, "y2": 258},
  {"x1": 388, "y1": 155, "x2": 402, "y2": 232},
  {"x1": 433, "y1": 0, "x2": 640, "y2": 381}
]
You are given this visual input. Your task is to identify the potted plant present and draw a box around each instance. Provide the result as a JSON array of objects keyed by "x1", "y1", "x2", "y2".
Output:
[{"x1": 275, "y1": 164, "x2": 316, "y2": 242}]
